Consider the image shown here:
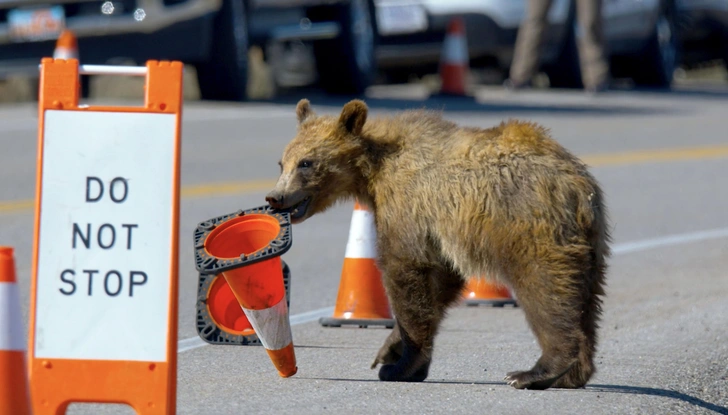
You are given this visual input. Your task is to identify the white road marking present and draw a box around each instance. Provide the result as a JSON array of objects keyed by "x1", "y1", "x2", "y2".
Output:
[
  {"x1": 177, "y1": 226, "x2": 728, "y2": 354},
  {"x1": 177, "y1": 307, "x2": 334, "y2": 353},
  {"x1": 611, "y1": 227, "x2": 728, "y2": 255}
]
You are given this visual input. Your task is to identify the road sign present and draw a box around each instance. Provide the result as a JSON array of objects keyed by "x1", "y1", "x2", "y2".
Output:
[{"x1": 28, "y1": 58, "x2": 183, "y2": 415}]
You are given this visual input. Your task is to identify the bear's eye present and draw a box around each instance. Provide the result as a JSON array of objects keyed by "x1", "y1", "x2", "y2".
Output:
[{"x1": 298, "y1": 160, "x2": 313, "y2": 169}]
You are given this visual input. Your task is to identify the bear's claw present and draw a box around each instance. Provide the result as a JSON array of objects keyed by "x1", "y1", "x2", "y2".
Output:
[{"x1": 504, "y1": 370, "x2": 561, "y2": 390}]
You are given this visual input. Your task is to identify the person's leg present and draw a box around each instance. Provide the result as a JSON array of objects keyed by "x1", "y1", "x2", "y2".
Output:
[
  {"x1": 507, "y1": 0, "x2": 555, "y2": 87},
  {"x1": 575, "y1": 0, "x2": 610, "y2": 90}
]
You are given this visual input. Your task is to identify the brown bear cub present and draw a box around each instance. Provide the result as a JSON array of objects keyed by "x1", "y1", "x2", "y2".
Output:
[{"x1": 266, "y1": 99, "x2": 610, "y2": 390}]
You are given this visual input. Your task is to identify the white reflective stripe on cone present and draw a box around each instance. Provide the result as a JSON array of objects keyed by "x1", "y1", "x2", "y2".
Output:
[
  {"x1": 53, "y1": 49, "x2": 77, "y2": 59},
  {"x1": 0, "y1": 283, "x2": 24, "y2": 351},
  {"x1": 242, "y1": 296, "x2": 293, "y2": 351},
  {"x1": 442, "y1": 36, "x2": 468, "y2": 64},
  {"x1": 344, "y1": 209, "x2": 377, "y2": 259}
]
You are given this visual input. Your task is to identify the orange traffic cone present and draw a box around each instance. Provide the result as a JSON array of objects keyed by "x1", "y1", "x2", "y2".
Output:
[
  {"x1": 53, "y1": 29, "x2": 78, "y2": 60},
  {"x1": 439, "y1": 17, "x2": 470, "y2": 96},
  {"x1": 197, "y1": 208, "x2": 297, "y2": 378},
  {"x1": 195, "y1": 261, "x2": 292, "y2": 346},
  {"x1": 462, "y1": 277, "x2": 518, "y2": 307},
  {"x1": 319, "y1": 201, "x2": 395, "y2": 329},
  {"x1": 0, "y1": 247, "x2": 31, "y2": 415}
]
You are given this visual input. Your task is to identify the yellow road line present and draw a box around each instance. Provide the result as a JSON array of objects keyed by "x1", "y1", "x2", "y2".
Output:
[
  {"x1": 180, "y1": 179, "x2": 277, "y2": 198},
  {"x1": 0, "y1": 179, "x2": 277, "y2": 216},
  {"x1": 0, "y1": 200, "x2": 34, "y2": 215},
  {"x1": 582, "y1": 144, "x2": 728, "y2": 167},
  {"x1": 2, "y1": 144, "x2": 727, "y2": 216}
]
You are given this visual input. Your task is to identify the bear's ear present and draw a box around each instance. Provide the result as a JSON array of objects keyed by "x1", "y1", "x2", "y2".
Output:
[
  {"x1": 338, "y1": 100, "x2": 368, "y2": 136},
  {"x1": 296, "y1": 99, "x2": 314, "y2": 124}
]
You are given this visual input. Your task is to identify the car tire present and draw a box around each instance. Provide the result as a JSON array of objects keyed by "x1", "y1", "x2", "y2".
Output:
[
  {"x1": 722, "y1": 29, "x2": 728, "y2": 75},
  {"x1": 195, "y1": 0, "x2": 249, "y2": 101},
  {"x1": 630, "y1": 1, "x2": 679, "y2": 88},
  {"x1": 308, "y1": 0, "x2": 378, "y2": 95}
]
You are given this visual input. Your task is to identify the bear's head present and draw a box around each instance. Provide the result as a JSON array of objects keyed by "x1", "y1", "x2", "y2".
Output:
[{"x1": 266, "y1": 99, "x2": 369, "y2": 224}]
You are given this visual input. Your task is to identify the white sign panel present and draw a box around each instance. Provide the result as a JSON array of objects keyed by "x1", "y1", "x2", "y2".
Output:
[{"x1": 34, "y1": 110, "x2": 176, "y2": 362}]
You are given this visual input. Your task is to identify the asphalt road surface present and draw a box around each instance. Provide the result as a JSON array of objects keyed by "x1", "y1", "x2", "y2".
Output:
[{"x1": 1, "y1": 83, "x2": 727, "y2": 415}]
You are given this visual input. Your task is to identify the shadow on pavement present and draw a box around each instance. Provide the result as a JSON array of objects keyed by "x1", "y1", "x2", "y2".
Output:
[
  {"x1": 295, "y1": 377, "x2": 728, "y2": 413},
  {"x1": 250, "y1": 87, "x2": 682, "y2": 117},
  {"x1": 588, "y1": 384, "x2": 728, "y2": 415},
  {"x1": 632, "y1": 85, "x2": 728, "y2": 100},
  {"x1": 295, "y1": 377, "x2": 504, "y2": 386}
]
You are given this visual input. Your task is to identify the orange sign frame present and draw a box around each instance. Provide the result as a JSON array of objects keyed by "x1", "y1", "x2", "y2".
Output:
[{"x1": 28, "y1": 58, "x2": 182, "y2": 415}]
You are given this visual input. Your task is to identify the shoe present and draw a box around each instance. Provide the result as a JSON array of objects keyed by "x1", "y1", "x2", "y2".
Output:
[
  {"x1": 503, "y1": 78, "x2": 531, "y2": 91},
  {"x1": 585, "y1": 80, "x2": 610, "y2": 95}
]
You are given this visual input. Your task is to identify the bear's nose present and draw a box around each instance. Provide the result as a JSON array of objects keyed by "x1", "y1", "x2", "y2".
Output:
[{"x1": 266, "y1": 192, "x2": 285, "y2": 209}]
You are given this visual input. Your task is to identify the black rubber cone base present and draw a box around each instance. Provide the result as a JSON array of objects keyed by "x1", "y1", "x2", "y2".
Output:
[
  {"x1": 193, "y1": 205, "x2": 292, "y2": 275},
  {"x1": 319, "y1": 317, "x2": 395, "y2": 329},
  {"x1": 463, "y1": 298, "x2": 518, "y2": 307}
]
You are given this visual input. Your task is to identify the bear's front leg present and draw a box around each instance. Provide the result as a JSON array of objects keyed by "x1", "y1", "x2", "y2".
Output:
[{"x1": 376, "y1": 264, "x2": 439, "y2": 383}]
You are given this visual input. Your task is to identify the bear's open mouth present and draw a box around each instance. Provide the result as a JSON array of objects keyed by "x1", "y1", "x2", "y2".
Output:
[{"x1": 290, "y1": 196, "x2": 312, "y2": 220}]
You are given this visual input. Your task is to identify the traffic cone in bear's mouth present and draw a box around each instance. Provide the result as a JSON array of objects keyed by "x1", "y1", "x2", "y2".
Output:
[
  {"x1": 0, "y1": 247, "x2": 32, "y2": 415},
  {"x1": 438, "y1": 17, "x2": 470, "y2": 96},
  {"x1": 462, "y1": 277, "x2": 518, "y2": 307},
  {"x1": 193, "y1": 206, "x2": 297, "y2": 377},
  {"x1": 319, "y1": 201, "x2": 395, "y2": 329},
  {"x1": 53, "y1": 29, "x2": 78, "y2": 60}
]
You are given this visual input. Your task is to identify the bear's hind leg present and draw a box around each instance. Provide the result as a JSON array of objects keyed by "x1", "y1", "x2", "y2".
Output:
[
  {"x1": 376, "y1": 264, "x2": 464, "y2": 382},
  {"x1": 552, "y1": 270, "x2": 605, "y2": 388},
  {"x1": 504, "y1": 280, "x2": 585, "y2": 390},
  {"x1": 371, "y1": 321, "x2": 403, "y2": 369}
]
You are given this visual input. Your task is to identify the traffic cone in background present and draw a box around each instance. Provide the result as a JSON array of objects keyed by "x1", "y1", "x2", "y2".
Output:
[
  {"x1": 462, "y1": 277, "x2": 518, "y2": 307},
  {"x1": 53, "y1": 29, "x2": 78, "y2": 60},
  {"x1": 52, "y1": 29, "x2": 86, "y2": 99},
  {"x1": 0, "y1": 247, "x2": 32, "y2": 415},
  {"x1": 319, "y1": 201, "x2": 395, "y2": 329},
  {"x1": 438, "y1": 17, "x2": 469, "y2": 96}
]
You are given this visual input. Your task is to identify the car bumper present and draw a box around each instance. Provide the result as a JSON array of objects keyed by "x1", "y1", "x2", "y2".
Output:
[
  {"x1": 0, "y1": 0, "x2": 221, "y2": 44},
  {"x1": 0, "y1": 13, "x2": 215, "y2": 77}
]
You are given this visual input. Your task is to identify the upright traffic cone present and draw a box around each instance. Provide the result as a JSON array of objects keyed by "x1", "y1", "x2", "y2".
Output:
[
  {"x1": 438, "y1": 17, "x2": 469, "y2": 96},
  {"x1": 319, "y1": 201, "x2": 395, "y2": 329},
  {"x1": 0, "y1": 247, "x2": 31, "y2": 415},
  {"x1": 194, "y1": 206, "x2": 297, "y2": 377},
  {"x1": 462, "y1": 277, "x2": 517, "y2": 307},
  {"x1": 53, "y1": 29, "x2": 78, "y2": 60}
]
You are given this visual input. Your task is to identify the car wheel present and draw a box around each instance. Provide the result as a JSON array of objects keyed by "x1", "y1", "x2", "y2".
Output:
[
  {"x1": 722, "y1": 29, "x2": 728, "y2": 76},
  {"x1": 630, "y1": 2, "x2": 679, "y2": 88},
  {"x1": 308, "y1": 0, "x2": 378, "y2": 95},
  {"x1": 195, "y1": 0, "x2": 249, "y2": 101}
]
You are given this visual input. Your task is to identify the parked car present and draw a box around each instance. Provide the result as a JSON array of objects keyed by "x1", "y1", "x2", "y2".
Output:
[
  {"x1": 0, "y1": 0, "x2": 379, "y2": 101},
  {"x1": 374, "y1": 0, "x2": 687, "y2": 88}
]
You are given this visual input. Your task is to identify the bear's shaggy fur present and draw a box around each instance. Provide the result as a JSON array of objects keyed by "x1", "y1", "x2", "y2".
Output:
[{"x1": 266, "y1": 99, "x2": 610, "y2": 389}]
